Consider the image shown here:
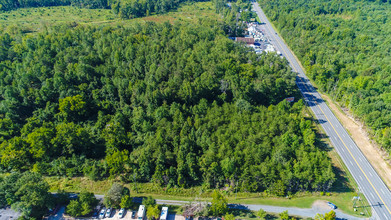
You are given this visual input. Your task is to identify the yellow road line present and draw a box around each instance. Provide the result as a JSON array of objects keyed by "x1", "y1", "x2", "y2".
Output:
[{"x1": 255, "y1": 4, "x2": 391, "y2": 216}]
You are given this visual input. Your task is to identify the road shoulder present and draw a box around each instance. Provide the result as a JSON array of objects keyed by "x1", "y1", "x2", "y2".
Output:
[{"x1": 321, "y1": 94, "x2": 391, "y2": 190}]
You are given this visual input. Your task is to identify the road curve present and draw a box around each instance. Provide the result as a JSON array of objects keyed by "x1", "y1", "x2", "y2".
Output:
[{"x1": 252, "y1": 1, "x2": 391, "y2": 220}]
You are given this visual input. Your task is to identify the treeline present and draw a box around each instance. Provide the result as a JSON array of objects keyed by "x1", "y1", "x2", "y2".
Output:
[
  {"x1": 110, "y1": 0, "x2": 252, "y2": 20},
  {"x1": 0, "y1": 0, "x2": 254, "y2": 21},
  {"x1": 0, "y1": 0, "x2": 110, "y2": 11},
  {"x1": 0, "y1": 20, "x2": 335, "y2": 194},
  {"x1": 259, "y1": 0, "x2": 391, "y2": 153},
  {"x1": 111, "y1": 0, "x2": 200, "y2": 19}
]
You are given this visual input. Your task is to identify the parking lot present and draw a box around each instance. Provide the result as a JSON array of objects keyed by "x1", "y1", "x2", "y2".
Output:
[
  {"x1": 46, "y1": 207, "x2": 183, "y2": 220},
  {"x1": 99, "y1": 210, "x2": 180, "y2": 220}
]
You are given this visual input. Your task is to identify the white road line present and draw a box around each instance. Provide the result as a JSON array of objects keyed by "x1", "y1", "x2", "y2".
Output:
[
  {"x1": 358, "y1": 157, "x2": 362, "y2": 162},
  {"x1": 359, "y1": 176, "x2": 363, "y2": 180},
  {"x1": 350, "y1": 160, "x2": 354, "y2": 166},
  {"x1": 371, "y1": 192, "x2": 375, "y2": 199},
  {"x1": 369, "y1": 172, "x2": 373, "y2": 177},
  {"x1": 341, "y1": 148, "x2": 345, "y2": 152}
]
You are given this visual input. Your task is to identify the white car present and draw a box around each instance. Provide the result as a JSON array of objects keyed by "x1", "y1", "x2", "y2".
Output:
[
  {"x1": 118, "y1": 208, "x2": 126, "y2": 219},
  {"x1": 99, "y1": 208, "x2": 106, "y2": 219},
  {"x1": 105, "y1": 208, "x2": 111, "y2": 218}
]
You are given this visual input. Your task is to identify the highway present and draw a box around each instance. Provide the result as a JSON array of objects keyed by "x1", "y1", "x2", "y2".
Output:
[{"x1": 252, "y1": 1, "x2": 391, "y2": 220}]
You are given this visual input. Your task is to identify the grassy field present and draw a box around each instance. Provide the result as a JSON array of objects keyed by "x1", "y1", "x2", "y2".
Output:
[{"x1": 0, "y1": 1, "x2": 217, "y2": 34}]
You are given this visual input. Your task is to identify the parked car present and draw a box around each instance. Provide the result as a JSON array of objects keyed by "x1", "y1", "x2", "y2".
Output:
[
  {"x1": 132, "y1": 210, "x2": 136, "y2": 219},
  {"x1": 99, "y1": 208, "x2": 106, "y2": 219},
  {"x1": 105, "y1": 208, "x2": 112, "y2": 218},
  {"x1": 118, "y1": 208, "x2": 126, "y2": 219},
  {"x1": 327, "y1": 202, "x2": 337, "y2": 209}
]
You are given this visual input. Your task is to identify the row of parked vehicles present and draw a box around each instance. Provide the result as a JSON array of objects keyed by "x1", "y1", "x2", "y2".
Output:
[
  {"x1": 98, "y1": 205, "x2": 169, "y2": 220},
  {"x1": 98, "y1": 207, "x2": 134, "y2": 219}
]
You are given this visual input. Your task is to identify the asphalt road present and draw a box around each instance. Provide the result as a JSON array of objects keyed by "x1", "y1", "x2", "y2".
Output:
[{"x1": 252, "y1": 1, "x2": 391, "y2": 220}]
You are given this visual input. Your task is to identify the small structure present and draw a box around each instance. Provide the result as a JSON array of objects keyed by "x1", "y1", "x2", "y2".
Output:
[
  {"x1": 137, "y1": 205, "x2": 145, "y2": 220},
  {"x1": 235, "y1": 37, "x2": 255, "y2": 45},
  {"x1": 160, "y1": 207, "x2": 168, "y2": 220}
]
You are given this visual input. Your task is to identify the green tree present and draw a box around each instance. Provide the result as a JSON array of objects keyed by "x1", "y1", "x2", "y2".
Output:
[
  {"x1": 224, "y1": 213, "x2": 235, "y2": 220},
  {"x1": 58, "y1": 95, "x2": 86, "y2": 121},
  {"x1": 210, "y1": 190, "x2": 228, "y2": 216},
  {"x1": 66, "y1": 191, "x2": 97, "y2": 217},
  {"x1": 106, "y1": 150, "x2": 130, "y2": 176},
  {"x1": 279, "y1": 210, "x2": 289, "y2": 220},
  {"x1": 324, "y1": 210, "x2": 336, "y2": 220},
  {"x1": 67, "y1": 200, "x2": 82, "y2": 217},
  {"x1": 314, "y1": 213, "x2": 325, "y2": 220},
  {"x1": 146, "y1": 204, "x2": 160, "y2": 220},
  {"x1": 0, "y1": 172, "x2": 52, "y2": 219},
  {"x1": 104, "y1": 183, "x2": 125, "y2": 208},
  {"x1": 256, "y1": 208, "x2": 267, "y2": 220},
  {"x1": 142, "y1": 196, "x2": 156, "y2": 208},
  {"x1": 120, "y1": 195, "x2": 133, "y2": 209},
  {"x1": 79, "y1": 191, "x2": 98, "y2": 215}
]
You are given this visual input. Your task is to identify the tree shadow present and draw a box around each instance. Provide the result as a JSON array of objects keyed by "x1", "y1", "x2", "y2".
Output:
[{"x1": 330, "y1": 166, "x2": 354, "y2": 193}]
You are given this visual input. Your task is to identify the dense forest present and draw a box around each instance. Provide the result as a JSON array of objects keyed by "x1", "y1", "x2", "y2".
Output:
[
  {"x1": 0, "y1": 17, "x2": 335, "y2": 194},
  {"x1": 259, "y1": 0, "x2": 391, "y2": 153},
  {"x1": 0, "y1": 0, "x2": 201, "y2": 14},
  {"x1": 0, "y1": 0, "x2": 110, "y2": 10}
]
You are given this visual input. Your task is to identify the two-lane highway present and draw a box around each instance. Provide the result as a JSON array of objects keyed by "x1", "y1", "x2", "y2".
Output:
[{"x1": 252, "y1": 2, "x2": 391, "y2": 219}]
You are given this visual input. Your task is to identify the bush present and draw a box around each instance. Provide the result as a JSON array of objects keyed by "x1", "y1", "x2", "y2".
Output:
[
  {"x1": 142, "y1": 196, "x2": 156, "y2": 208},
  {"x1": 104, "y1": 183, "x2": 125, "y2": 208},
  {"x1": 66, "y1": 191, "x2": 98, "y2": 217}
]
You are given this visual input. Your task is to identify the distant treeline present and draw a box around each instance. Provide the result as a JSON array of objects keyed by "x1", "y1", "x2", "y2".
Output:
[
  {"x1": 111, "y1": 0, "x2": 207, "y2": 18},
  {"x1": 0, "y1": 0, "x2": 110, "y2": 11},
  {"x1": 0, "y1": 0, "x2": 252, "y2": 20}
]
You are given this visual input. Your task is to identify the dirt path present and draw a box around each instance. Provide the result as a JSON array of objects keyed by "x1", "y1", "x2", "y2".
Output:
[{"x1": 321, "y1": 94, "x2": 391, "y2": 190}]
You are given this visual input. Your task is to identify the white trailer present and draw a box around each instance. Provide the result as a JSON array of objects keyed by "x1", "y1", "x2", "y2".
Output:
[
  {"x1": 137, "y1": 205, "x2": 145, "y2": 220},
  {"x1": 160, "y1": 207, "x2": 168, "y2": 220}
]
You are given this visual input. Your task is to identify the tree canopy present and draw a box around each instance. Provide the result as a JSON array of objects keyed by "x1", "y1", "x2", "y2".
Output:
[
  {"x1": 210, "y1": 190, "x2": 228, "y2": 216},
  {"x1": 66, "y1": 191, "x2": 98, "y2": 217},
  {"x1": 0, "y1": 172, "x2": 52, "y2": 219},
  {"x1": 0, "y1": 10, "x2": 335, "y2": 194}
]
